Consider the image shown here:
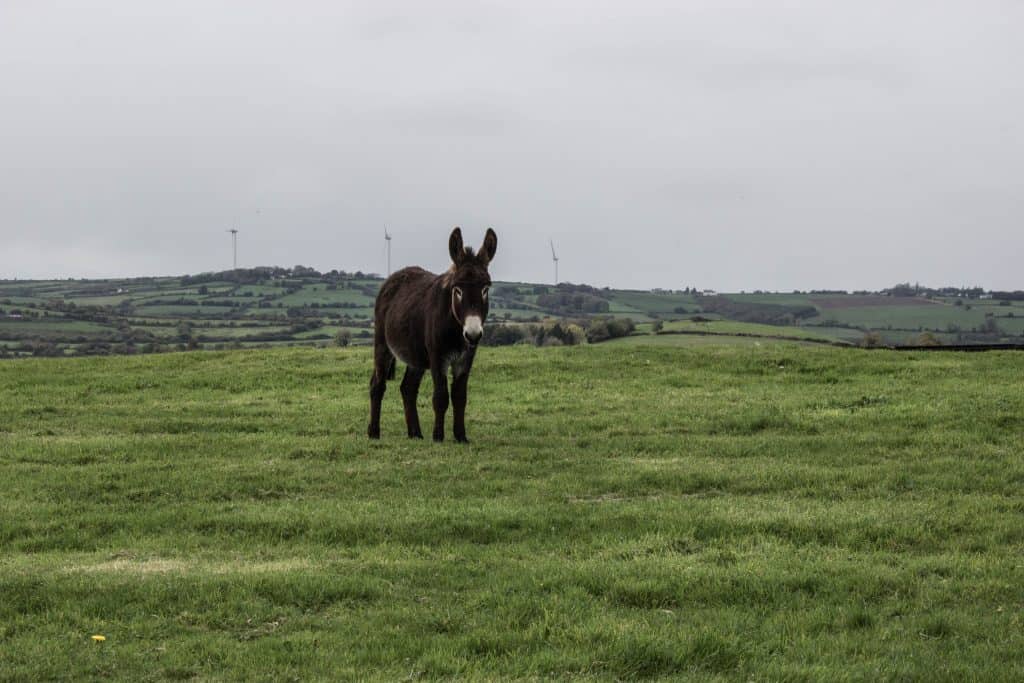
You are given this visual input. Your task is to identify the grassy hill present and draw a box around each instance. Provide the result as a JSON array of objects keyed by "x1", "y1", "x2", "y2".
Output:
[
  {"x1": 1, "y1": 270, "x2": 1023, "y2": 357},
  {"x1": 2, "y1": 342, "x2": 1023, "y2": 679}
]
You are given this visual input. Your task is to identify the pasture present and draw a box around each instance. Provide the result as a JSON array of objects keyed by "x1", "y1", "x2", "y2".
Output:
[{"x1": 2, "y1": 342, "x2": 1023, "y2": 680}]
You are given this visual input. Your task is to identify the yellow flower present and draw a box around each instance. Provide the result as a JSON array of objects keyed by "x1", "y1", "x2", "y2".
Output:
[{"x1": 91, "y1": 635, "x2": 106, "y2": 642}]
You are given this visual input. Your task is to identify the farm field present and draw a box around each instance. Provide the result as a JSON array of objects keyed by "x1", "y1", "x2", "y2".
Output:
[
  {"x1": 2, "y1": 271, "x2": 1023, "y2": 357},
  {"x1": 656, "y1": 319, "x2": 857, "y2": 344},
  {"x1": 808, "y1": 303, "x2": 986, "y2": 331},
  {"x1": 2, "y1": 343, "x2": 1023, "y2": 679},
  {"x1": 606, "y1": 333, "x2": 782, "y2": 348}
]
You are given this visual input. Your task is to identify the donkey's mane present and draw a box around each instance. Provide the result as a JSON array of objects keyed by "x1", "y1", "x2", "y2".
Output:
[{"x1": 445, "y1": 247, "x2": 489, "y2": 279}]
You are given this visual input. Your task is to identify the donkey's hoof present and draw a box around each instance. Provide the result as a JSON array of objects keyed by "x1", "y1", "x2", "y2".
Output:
[
  {"x1": 368, "y1": 427, "x2": 381, "y2": 440},
  {"x1": 455, "y1": 435, "x2": 469, "y2": 444},
  {"x1": 408, "y1": 432, "x2": 423, "y2": 439}
]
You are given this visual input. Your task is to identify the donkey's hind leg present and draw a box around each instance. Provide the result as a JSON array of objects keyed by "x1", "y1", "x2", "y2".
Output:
[{"x1": 368, "y1": 340, "x2": 395, "y2": 439}]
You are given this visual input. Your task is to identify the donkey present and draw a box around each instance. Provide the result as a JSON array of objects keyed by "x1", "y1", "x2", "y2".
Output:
[{"x1": 368, "y1": 227, "x2": 497, "y2": 442}]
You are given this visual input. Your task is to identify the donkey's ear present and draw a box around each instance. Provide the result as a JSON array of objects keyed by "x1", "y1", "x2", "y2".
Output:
[
  {"x1": 448, "y1": 227, "x2": 464, "y2": 264},
  {"x1": 479, "y1": 228, "x2": 498, "y2": 265}
]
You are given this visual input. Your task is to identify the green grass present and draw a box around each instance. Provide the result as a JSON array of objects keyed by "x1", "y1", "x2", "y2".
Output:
[
  {"x1": 139, "y1": 304, "x2": 240, "y2": 317},
  {"x1": 722, "y1": 293, "x2": 817, "y2": 306},
  {"x1": 659, "y1": 319, "x2": 850, "y2": 343},
  {"x1": 193, "y1": 326, "x2": 295, "y2": 339},
  {"x1": 608, "y1": 290, "x2": 696, "y2": 314},
  {"x1": 275, "y1": 285, "x2": 376, "y2": 307},
  {"x1": 2, "y1": 343, "x2": 1023, "y2": 679},
  {"x1": 809, "y1": 303, "x2": 986, "y2": 331},
  {"x1": 607, "y1": 333, "x2": 782, "y2": 347},
  {"x1": 0, "y1": 318, "x2": 114, "y2": 334}
]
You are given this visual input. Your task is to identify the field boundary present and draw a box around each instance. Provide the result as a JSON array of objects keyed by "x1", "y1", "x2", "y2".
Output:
[
  {"x1": 879, "y1": 343, "x2": 1024, "y2": 352},
  {"x1": 648, "y1": 329, "x2": 852, "y2": 347},
  {"x1": 644, "y1": 330, "x2": 1024, "y2": 352}
]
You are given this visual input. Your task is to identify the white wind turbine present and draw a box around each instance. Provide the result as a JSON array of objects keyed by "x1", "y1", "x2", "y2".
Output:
[
  {"x1": 227, "y1": 228, "x2": 239, "y2": 269},
  {"x1": 550, "y1": 239, "x2": 559, "y2": 285}
]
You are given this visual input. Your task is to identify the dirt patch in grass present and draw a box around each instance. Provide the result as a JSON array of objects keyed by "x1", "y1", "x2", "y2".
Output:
[{"x1": 65, "y1": 557, "x2": 312, "y2": 575}]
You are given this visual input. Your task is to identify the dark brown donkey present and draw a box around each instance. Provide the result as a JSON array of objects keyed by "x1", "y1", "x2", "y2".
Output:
[{"x1": 368, "y1": 227, "x2": 497, "y2": 442}]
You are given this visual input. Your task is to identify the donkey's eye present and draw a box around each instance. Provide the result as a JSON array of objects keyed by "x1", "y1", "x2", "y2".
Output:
[{"x1": 454, "y1": 287, "x2": 463, "y2": 302}]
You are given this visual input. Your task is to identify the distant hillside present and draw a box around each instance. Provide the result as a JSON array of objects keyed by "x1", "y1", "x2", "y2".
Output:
[{"x1": 1, "y1": 269, "x2": 1022, "y2": 357}]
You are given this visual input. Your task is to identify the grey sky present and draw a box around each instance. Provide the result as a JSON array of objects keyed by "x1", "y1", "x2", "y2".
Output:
[{"x1": 2, "y1": 1, "x2": 1022, "y2": 290}]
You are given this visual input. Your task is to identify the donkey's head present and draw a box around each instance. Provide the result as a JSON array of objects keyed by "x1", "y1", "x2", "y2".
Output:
[{"x1": 447, "y1": 227, "x2": 497, "y2": 349}]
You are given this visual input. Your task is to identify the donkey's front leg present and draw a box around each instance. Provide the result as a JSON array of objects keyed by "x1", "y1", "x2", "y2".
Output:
[
  {"x1": 430, "y1": 368, "x2": 449, "y2": 442},
  {"x1": 400, "y1": 367, "x2": 425, "y2": 439},
  {"x1": 451, "y1": 371, "x2": 470, "y2": 443}
]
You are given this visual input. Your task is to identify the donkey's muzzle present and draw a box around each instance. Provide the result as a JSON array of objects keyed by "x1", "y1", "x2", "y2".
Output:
[{"x1": 463, "y1": 315, "x2": 483, "y2": 347}]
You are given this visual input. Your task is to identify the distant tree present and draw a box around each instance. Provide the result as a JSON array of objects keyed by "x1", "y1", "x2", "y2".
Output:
[
  {"x1": 334, "y1": 329, "x2": 352, "y2": 347},
  {"x1": 860, "y1": 331, "x2": 884, "y2": 348},
  {"x1": 651, "y1": 320, "x2": 664, "y2": 334},
  {"x1": 586, "y1": 321, "x2": 610, "y2": 343},
  {"x1": 606, "y1": 318, "x2": 635, "y2": 338},
  {"x1": 564, "y1": 323, "x2": 586, "y2": 345}
]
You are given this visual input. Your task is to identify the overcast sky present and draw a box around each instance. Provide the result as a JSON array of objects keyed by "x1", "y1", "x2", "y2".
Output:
[{"x1": 2, "y1": 1, "x2": 1022, "y2": 290}]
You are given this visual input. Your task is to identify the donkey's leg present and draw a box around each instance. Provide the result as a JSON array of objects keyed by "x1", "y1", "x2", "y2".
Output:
[
  {"x1": 400, "y1": 366, "x2": 425, "y2": 439},
  {"x1": 368, "y1": 342, "x2": 394, "y2": 439},
  {"x1": 430, "y1": 368, "x2": 449, "y2": 442},
  {"x1": 451, "y1": 371, "x2": 470, "y2": 443}
]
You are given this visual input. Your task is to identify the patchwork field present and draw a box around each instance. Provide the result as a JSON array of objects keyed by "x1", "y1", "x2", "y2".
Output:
[
  {"x1": 809, "y1": 295, "x2": 932, "y2": 308},
  {"x1": 2, "y1": 343, "x2": 1023, "y2": 679},
  {"x1": 2, "y1": 273, "x2": 1022, "y2": 357}
]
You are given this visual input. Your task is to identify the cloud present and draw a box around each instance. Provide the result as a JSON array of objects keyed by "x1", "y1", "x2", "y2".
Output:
[{"x1": 0, "y1": 0, "x2": 1022, "y2": 290}]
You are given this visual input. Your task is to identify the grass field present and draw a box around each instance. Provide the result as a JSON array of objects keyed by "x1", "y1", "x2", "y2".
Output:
[
  {"x1": 607, "y1": 291, "x2": 697, "y2": 315},
  {"x1": 656, "y1": 320, "x2": 854, "y2": 344},
  {"x1": 807, "y1": 304, "x2": 989, "y2": 332},
  {"x1": 2, "y1": 343, "x2": 1024, "y2": 679},
  {"x1": 606, "y1": 333, "x2": 781, "y2": 348},
  {"x1": 0, "y1": 319, "x2": 114, "y2": 334}
]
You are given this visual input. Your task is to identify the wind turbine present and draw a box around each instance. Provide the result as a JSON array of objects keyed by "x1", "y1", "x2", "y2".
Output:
[
  {"x1": 227, "y1": 228, "x2": 239, "y2": 269},
  {"x1": 384, "y1": 226, "x2": 392, "y2": 276},
  {"x1": 550, "y1": 239, "x2": 559, "y2": 285}
]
